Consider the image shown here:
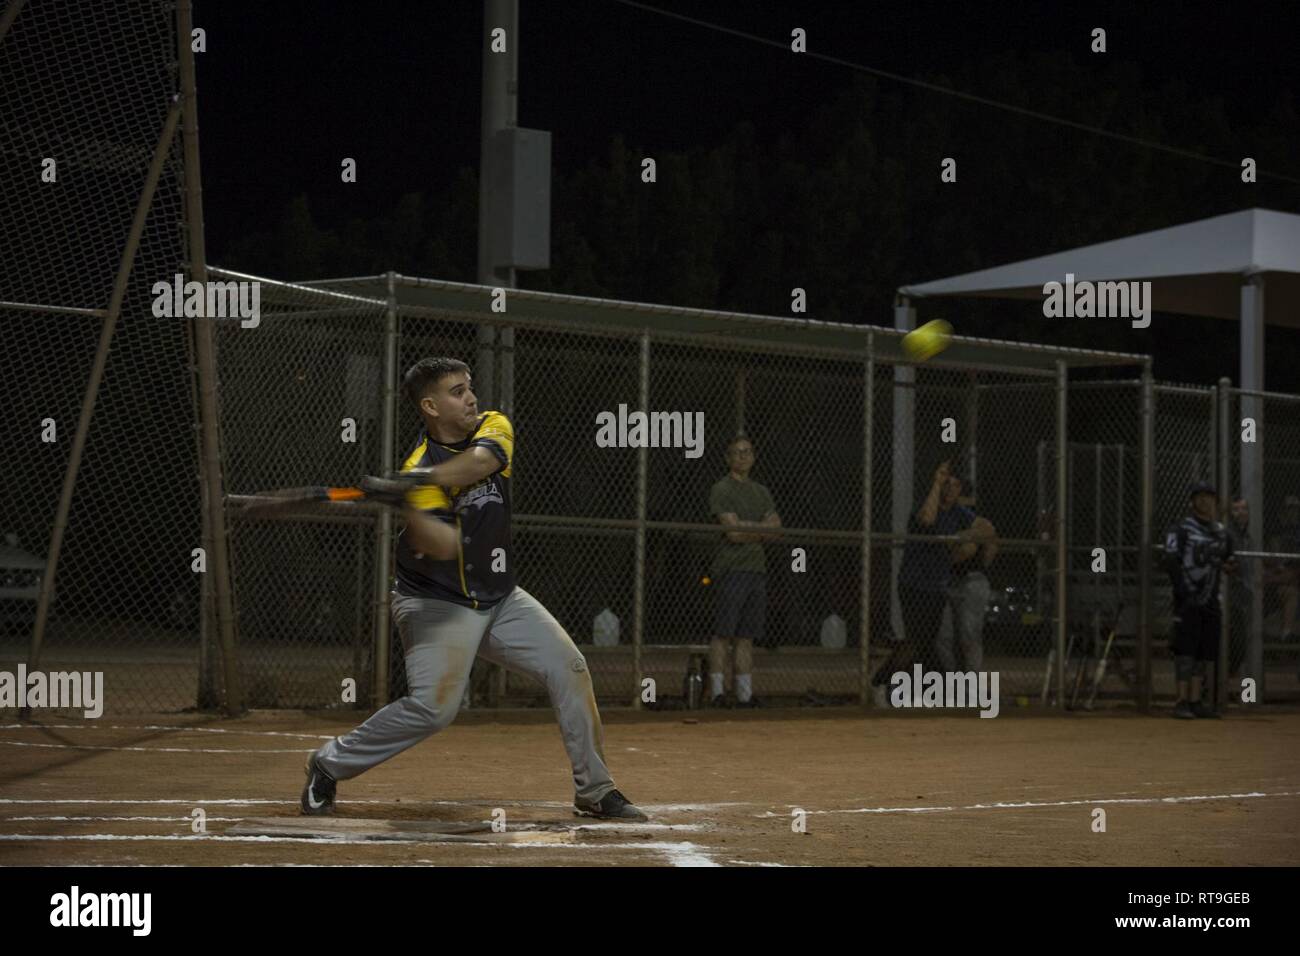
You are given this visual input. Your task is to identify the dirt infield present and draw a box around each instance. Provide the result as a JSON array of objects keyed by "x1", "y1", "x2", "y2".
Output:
[{"x1": 2, "y1": 706, "x2": 1298, "y2": 867}]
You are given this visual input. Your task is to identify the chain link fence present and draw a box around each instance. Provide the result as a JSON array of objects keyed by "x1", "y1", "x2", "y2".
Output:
[
  {"x1": 208, "y1": 276, "x2": 1300, "y2": 713},
  {"x1": 873, "y1": 368, "x2": 1059, "y2": 707},
  {"x1": 213, "y1": 272, "x2": 390, "y2": 709},
  {"x1": 200, "y1": 274, "x2": 1157, "y2": 713},
  {"x1": 1149, "y1": 384, "x2": 1217, "y2": 701},
  {"x1": 0, "y1": 0, "x2": 202, "y2": 716},
  {"x1": 11, "y1": 237, "x2": 1300, "y2": 711},
  {"x1": 1062, "y1": 381, "x2": 1144, "y2": 704},
  {"x1": 1221, "y1": 386, "x2": 1300, "y2": 702}
]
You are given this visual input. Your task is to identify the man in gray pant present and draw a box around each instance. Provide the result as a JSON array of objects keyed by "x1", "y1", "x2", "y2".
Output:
[
  {"x1": 301, "y1": 357, "x2": 647, "y2": 821},
  {"x1": 936, "y1": 484, "x2": 997, "y2": 674}
]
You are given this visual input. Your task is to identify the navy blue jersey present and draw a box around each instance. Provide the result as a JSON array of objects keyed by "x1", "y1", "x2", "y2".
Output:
[
  {"x1": 394, "y1": 411, "x2": 515, "y2": 609},
  {"x1": 899, "y1": 505, "x2": 975, "y2": 592}
]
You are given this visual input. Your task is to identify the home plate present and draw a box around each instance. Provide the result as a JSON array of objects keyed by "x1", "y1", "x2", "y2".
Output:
[{"x1": 227, "y1": 817, "x2": 578, "y2": 844}]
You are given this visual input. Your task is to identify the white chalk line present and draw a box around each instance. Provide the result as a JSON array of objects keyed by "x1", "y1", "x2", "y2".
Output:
[
  {"x1": 0, "y1": 724, "x2": 333, "y2": 741},
  {"x1": 1, "y1": 816, "x2": 246, "y2": 823},
  {"x1": 0, "y1": 738, "x2": 309, "y2": 754},
  {"x1": 0, "y1": 832, "x2": 723, "y2": 864},
  {"x1": 0, "y1": 863, "x2": 499, "y2": 868},
  {"x1": 0, "y1": 816, "x2": 700, "y2": 833},
  {"x1": 0, "y1": 864, "x2": 382, "y2": 869},
  {"x1": 0, "y1": 798, "x2": 294, "y2": 806},
  {"x1": 0, "y1": 800, "x2": 726, "y2": 838},
  {"x1": 12, "y1": 792, "x2": 1294, "y2": 819},
  {"x1": 575, "y1": 822, "x2": 711, "y2": 833},
  {"x1": 0, "y1": 798, "x2": 750, "y2": 864},
  {"x1": 758, "y1": 789, "x2": 1300, "y2": 817},
  {"x1": 460, "y1": 839, "x2": 722, "y2": 866},
  {"x1": 0, "y1": 834, "x2": 480, "y2": 845},
  {"x1": 0, "y1": 797, "x2": 746, "y2": 813},
  {"x1": 0, "y1": 800, "x2": 754, "y2": 867}
]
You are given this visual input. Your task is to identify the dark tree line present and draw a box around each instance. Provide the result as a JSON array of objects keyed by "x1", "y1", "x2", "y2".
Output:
[{"x1": 214, "y1": 54, "x2": 1300, "y2": 390}]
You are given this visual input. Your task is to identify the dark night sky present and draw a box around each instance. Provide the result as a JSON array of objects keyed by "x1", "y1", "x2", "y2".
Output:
[
  {"x1": 190, "y1": 0, "x2": 1300, "y2": 396},
  {"x1": 195, "y1": 0, "x2": 1300, "y2": 256}
]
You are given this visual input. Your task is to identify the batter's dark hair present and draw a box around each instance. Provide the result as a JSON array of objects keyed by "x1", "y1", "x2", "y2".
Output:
[{"x1": 403, "y1": 357, "x2": 471, "y2": 410}]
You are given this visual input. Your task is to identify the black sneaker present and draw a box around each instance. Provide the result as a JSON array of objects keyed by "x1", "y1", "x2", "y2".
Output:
[
  {"x1": 1192, "y1": 702, "x2": 1221, "y2": 719},
  {"x1": 709, "y1": 694, "x2": 729, "y2": 709},
  {"x1": 301, "y1": 754, "x2": 337, "y2": 815},
  {"x1": 574, "y1": 788, "x2": 649, "y2": 822},
  {"x1": 734, "y1": 696, "x2": 762, "y2": 709},
  {"x1": 1172, "y1": 700, "x2": 1196, "y2": 720}
]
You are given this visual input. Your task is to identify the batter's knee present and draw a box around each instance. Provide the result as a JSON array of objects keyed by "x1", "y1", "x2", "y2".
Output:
[
  {"x1": 1174, "y1": 654, "x2": 1197, "y2": 682},
  {"x1": 569, "y1": 653, "x2": 594, "y2": 686},
  {"x1": 542, "y1": 653, "x2": 594, "y2": 695},
  {"x1": 406, "y1": 692, "x2": 458, "y2": 733}
]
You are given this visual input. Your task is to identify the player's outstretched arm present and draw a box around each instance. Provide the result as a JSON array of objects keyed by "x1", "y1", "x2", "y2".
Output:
[
  {"x1": 917, "y1": 461, "x2": 949, "y2": 526},
  {"x1": 407, "y1": 445, "x2": 502, "y2": 488}
]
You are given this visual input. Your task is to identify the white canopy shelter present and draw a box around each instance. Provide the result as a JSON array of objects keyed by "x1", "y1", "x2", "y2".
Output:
[
  {"x1": 891, "y1": 207, "x2": 1300, "y2": 669},
  {"x1": 898, "y1": 207, "x2": 1300, "y2": 387}
]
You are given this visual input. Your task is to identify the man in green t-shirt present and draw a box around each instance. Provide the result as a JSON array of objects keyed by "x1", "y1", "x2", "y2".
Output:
[{"x1": 707, "y1": 435, "x2": 782, "y2": 707}]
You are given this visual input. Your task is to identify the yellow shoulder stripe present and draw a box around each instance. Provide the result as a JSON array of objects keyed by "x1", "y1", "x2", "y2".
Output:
[
  {"x1": 399, "y1": 437, "x2": 452, "y2": 511},
  {"x1": 400, "y1": 439, "x2": 428, "y2": 472},
  {"x1": 474, "y1": 410, "x2": 514, "y2": 476}
]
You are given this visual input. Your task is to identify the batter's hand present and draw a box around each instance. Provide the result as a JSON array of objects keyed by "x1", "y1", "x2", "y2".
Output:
[{"x1": 358, "y1": 475, "x2": 416, "y2": 507}]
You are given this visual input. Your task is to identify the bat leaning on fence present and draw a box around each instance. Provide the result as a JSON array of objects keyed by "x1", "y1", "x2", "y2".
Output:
[{"x1": 234, "y1": 471, "x2": 437, "y2": 518}]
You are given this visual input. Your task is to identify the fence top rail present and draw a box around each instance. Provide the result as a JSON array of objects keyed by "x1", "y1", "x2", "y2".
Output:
[
  {"x1": 0, "y1": 300, "x2": 109, "y2": 318},
  {"x1": 289, "y1": 271, "x2": 1149, "y2": 371},
  {"x1": 1154, "y1": 381, "x2": 1216, "y2": 395},
  {"x1": 1068, "y1": 378, "x2": 1143, "y2": 389},
  {"x1": 1228, "y1": 386, "x2": 1300, "y2": 403},
  {"x1": 209, "y1": 266, "x2": 388, "y2": 309}
]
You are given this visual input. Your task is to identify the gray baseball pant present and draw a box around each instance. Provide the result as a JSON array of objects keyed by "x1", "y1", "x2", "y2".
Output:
[
  {"x1": 314, "y1": 586, "x2": 615, "y2": 803},
  {"x1": 936, "y1": 571, "x2": 990, "y2": 673}
]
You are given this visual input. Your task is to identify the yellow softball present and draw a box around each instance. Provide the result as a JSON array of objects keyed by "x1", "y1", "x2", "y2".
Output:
[{"x1": 901, "y1": 319, "x2": 953, "y2": 362}]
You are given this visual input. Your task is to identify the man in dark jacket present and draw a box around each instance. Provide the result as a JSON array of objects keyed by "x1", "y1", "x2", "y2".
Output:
[{"x1": 1163, "y1": 482, "x2": 1238, "y2": 719}]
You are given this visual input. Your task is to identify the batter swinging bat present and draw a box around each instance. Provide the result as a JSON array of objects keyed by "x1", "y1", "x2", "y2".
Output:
[{"x1": 237, "y1": 471, "x2": 435, "y2": 518}]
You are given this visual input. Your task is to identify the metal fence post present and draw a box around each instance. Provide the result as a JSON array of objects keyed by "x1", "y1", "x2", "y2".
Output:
[
  {"x1": 861, "y1": 333, "x2": 875, "y2": 706},
  {"x1": 1116, "y1": 442, "x2": 1125, "y2": 616},
  {"x1": 631, "y1": 330, "x2": 650, "y2": 708},
  {"x1": 178, "y1": 0, "x2": 244, "y2": 715},
  {"x1": 1036, "y1": 440, "x2": 1047, "y2": 620},
  {"x1": 370, "y1": 270, "x2": 400, "y2": 708},
  {"x1": 891, "y1": 296, "x2": 916, "y2": 645},
  {"x1": 187, "y1": 311, "x2": 218, "y2": 709},
  {"x1": 1055, "y1": 361, "x2": 1068, "y2": 709},
  {"x1": 1215, "y1": 377, "x2": 1231, "y2": 710},
  {"x1": 1137, "y1": 362, "x2": 1155, "y2": 712}
]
